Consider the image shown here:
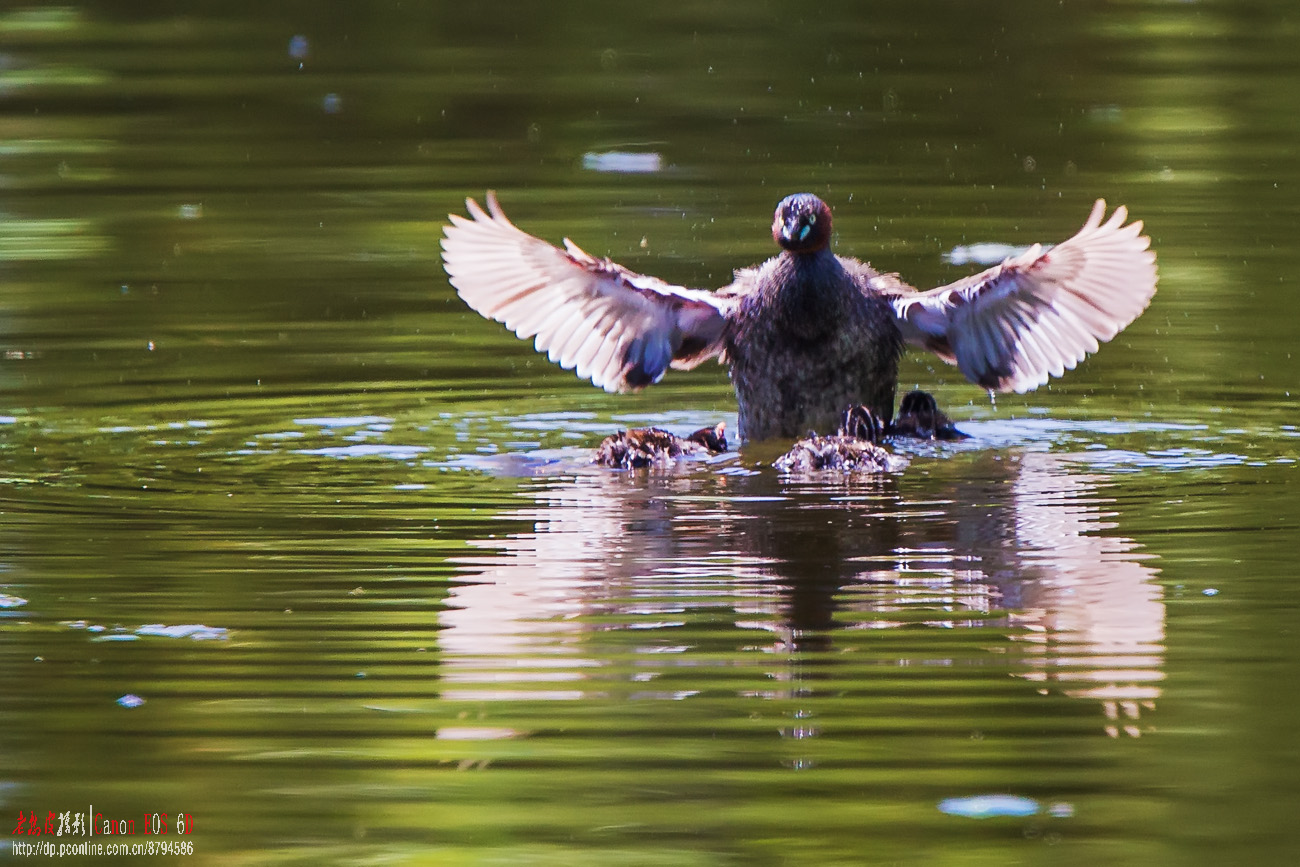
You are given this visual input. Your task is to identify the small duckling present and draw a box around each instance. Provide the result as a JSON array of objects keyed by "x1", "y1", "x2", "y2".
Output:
[
  {"x1": 774, "y1": 406, "x2": 907, "y2": 474},
  {"x1": 595, "y1": 421, "x2": 727, "y2": 469},
  {"x1": 889, "y1": 390, "x2": 968, "y2": 440}
]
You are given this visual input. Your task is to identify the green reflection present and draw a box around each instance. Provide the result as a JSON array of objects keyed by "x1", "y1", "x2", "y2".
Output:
[
  {"x1": 1, "y1": 0, "x2": 1299, "y2": 864},
  {"x1": 0, "y1": 218, "x2": 108, "y2": 260}
]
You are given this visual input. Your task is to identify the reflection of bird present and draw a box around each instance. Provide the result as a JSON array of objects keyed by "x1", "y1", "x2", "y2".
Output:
[
  {"x1": 594, "y1": 422, "x2": 727, "y2": 469},
  {"x1": 774, "y1": 406, "x2": 906, "y2": 474},
  {"x1": 442, "y1": 193, "x2": 1157, "y2": 441}
]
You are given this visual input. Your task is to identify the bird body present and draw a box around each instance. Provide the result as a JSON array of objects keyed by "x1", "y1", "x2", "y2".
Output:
[
  {"x1": 773, "y1": 405, "x2": 906, "y2": 475},
  {"x1": 593, "y1": 422, "x2": 727, "y2": 469},
  {"x1": 723, "y1": 252, "x2": 904, "y2": 438}
]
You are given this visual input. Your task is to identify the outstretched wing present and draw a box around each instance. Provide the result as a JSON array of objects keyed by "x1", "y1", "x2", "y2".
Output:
[
  {"x1": 888, "y1": 199, "x2": 1157, "y2": 393},
  {"x1": 441, "y1": 192, "x2": 730, "y2": 393}
]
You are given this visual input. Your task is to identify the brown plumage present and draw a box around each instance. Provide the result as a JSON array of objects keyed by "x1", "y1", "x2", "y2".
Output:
[
  {"x1": 774, "y1": 405, "x2": 907, "y2": 474},
  {"x1": 441, "y1": 192, "x2": 1157, "y2": 441},
  {"x1": 889, "y1": 390, "x2": 968, "y2": 441},
  {"x1": 594, "y1": 422, "x2": 727, "y2": 469}
]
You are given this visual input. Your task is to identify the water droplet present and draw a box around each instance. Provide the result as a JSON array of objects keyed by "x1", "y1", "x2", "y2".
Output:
[{"x1": 288, "y1": 34, "x2": 309, "y2": 60}]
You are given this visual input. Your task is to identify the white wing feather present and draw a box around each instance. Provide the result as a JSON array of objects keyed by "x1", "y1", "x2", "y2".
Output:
[
  {"x1": 890, "y1": 199, "x2": 1158, "y2": 392},
  {"x1": 441, "y1": 193, "x2": 730, "y2": 393}
]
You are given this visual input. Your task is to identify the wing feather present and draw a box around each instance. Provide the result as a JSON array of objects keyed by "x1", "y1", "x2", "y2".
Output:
[
  {"x1": 441, "y1": 192, "x2": 731, "y2": 393},
  {"x1": 888, "y1": 199, "x2": 1157, "y2": 392}
]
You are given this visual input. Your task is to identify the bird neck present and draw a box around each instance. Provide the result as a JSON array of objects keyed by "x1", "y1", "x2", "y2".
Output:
[
  {"x1": 779, "y1": 247, "x2": 841, "y2": 296},
  {"x1": 771, "y1": 249, "x2": 844, "y2": 336}
]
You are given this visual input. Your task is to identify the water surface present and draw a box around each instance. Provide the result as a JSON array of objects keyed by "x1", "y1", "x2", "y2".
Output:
[{"x1": 2, "y1": 2, "x2": 1299, "y2": 864}]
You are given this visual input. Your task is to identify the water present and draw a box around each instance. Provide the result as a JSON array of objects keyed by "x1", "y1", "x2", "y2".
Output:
[{"x1": 3, "y1": 2, "x2": 1300, "y2": 863}]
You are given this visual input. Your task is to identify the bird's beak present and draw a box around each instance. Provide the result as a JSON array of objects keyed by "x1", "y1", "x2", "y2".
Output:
[{"x1": 780, "y1": 213, "x2": 802, "y2": 244}]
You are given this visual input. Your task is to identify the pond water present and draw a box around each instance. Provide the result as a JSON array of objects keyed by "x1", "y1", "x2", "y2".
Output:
[{"x1": 3, "y1": 2, "x2": 1299, "y2": 863}]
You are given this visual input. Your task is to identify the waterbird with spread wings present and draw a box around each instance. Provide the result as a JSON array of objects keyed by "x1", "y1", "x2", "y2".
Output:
[{"x1": 441, "y1": 192, "x2": 1157, "y2": 442}]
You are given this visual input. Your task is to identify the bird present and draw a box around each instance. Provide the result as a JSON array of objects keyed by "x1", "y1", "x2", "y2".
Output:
[
  {"x1": 888, "y1": 389, "x2": 968, "y2": 441},
  {"x1": 440, "y1": 192, "x2": 1157, "y2": 442},
  {"x1": 774, "y1": 405, "x2": 907, "y2": 474},
  {"x1": 593, "y1": 421, "x2": 727, "y2": 469}
]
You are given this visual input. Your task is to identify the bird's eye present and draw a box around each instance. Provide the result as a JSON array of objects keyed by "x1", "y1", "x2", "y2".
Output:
[{"x1": 807, "y1": 214, "x2": 817, "y2": 225}]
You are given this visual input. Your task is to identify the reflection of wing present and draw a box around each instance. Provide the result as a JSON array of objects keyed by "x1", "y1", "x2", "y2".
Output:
[
  {"x1": 888, "y1": 200, "x2": 1157, "y2": 393},
  {"x1": 441, "y1": 193, "x2": 730, "y2": 393},
  {"x1": 1010, "y1": 451, "x2": 1165, "y2": 732}
]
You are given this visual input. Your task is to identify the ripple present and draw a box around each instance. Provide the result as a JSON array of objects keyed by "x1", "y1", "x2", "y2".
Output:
[{"x1": 293, "y1": 444, "x2": 428, "y2": 460}]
